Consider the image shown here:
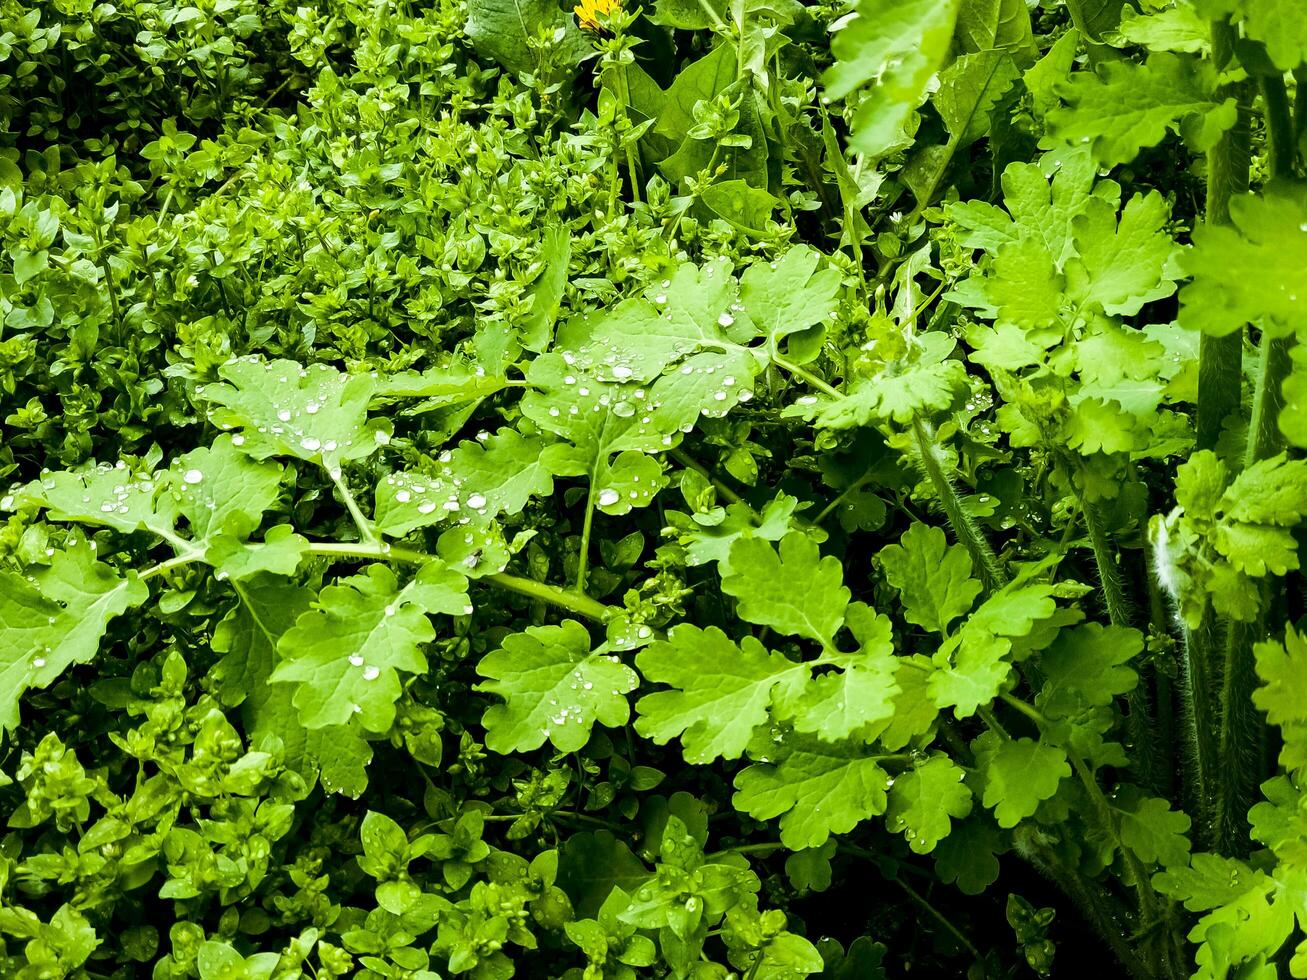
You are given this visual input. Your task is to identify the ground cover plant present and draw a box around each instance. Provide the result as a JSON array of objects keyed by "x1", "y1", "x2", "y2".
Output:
[{"x1": 2, "y1": 0, "x2": 1307, "y2": 975}]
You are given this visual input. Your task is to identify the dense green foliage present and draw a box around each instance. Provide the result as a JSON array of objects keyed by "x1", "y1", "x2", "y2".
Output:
[{"x1": 2, "y1": 0, "x2": 1306, "y2": 976}]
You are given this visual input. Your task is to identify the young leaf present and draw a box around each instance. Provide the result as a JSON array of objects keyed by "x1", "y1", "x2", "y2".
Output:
[
  {"x1": 973, "y1": 732, "x2": 1071, "y2": 828},
  {"x1": 886, "y1": 753, "x2": 973, "y2": 854},
  {"x1": 823, "y1": 0, "x2": 963, "y2": 157},
  {"x1": 722, "y1": 533, "x2": 850, "y2": 645},
  {"x1": 878, "y1": 523, "x2": 982, "y2": 634},
  {"x1": 478, "y1": 620, "x2": 639, "y2": 754}
]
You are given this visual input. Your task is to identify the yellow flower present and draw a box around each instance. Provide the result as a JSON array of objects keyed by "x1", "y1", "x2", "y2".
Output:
[{"x1": 574, "y1": 0, "x2": 621, "y2": 32}]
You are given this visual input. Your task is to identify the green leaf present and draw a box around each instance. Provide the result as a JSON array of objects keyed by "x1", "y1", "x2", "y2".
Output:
[
  {"x1": 478, "y1": 620, "x2": 639, "y2": 754},
  {"x1": 520, "y1": 224, "x2": 571, "y2": 352},
  {"x1": 823, "y1": 0, "x2": 964, "y2": 156},
  {"x1": 215, "y1": 580, "x2": 372, "y2": 797},
  {"x1": 1180, "y1": 185, "x2": 1307, "y2": 338},
  {"x1": 802, "y1": 333, "x2": 967, "y2": 427},
  {"x1": 928, "y1": 629, "x2": 1012, "y2": 718},
  {"x1": 635, "y1": 626, "x2": 807, "y2": 762},
  {"x1": 375, "y1": 430, "x2": 555, "y2": 537},
  {"x1": 1036, "y1": 623, "x2": 1141, "y2": 718},
  {"x1": 272, "y1": 562, "x2": 470, "y2": 732},
  {"x1": 1223, "y1": 454, "x2": 1307, "y2": 526},
  {"x1": 679, "y1": 493, "x2": 800, "y2": 572},
  {"x1": 739, "y1": 246, "x2": 841, "y2": 361},
  {"x1": 1048, "y1": 53, "x2": 1236, "y2": 167},
  {"x1": 878, "y1": 523, "x2": 982, "y2": 634},
  {"x1": 198, "y1": 358, "x2": 393, "y2": 464},
  {"x1": 933, "y1": 817, "x2": 1004, "y2": 894},
  {"x1": 779, "y1": 604, "x2": 901, "y2": 741},
  {"x1": 722, "y1": 533, "x2": 850, "y2": 644},
  {"x1": 1280, "y1": 344, "x2": 1307, "y2": 449},
  {"x1": 0, "y1": 543, "x2": 148, "y2": 732},
  {"x1": 886, "y1": 753, "x2": 973, "y2": 854},
  {"x1": 733, "y1": 733, "x2": 891, "y2": 848},
  {"x1": 1113, "y1": 5, "x2": 1210, "y2": 53},
  {"x1": 464, "y1": 0, "x2": 589, "y2": 74},
  {"x1": 170, "y1": 435, "x2": 284, "y2": 543},
  {"x1": 1241, "y1": 0, "x2": 1307, "y2": 70},
  {"x1": 1116, "y1": 794, "x2": 1192, "y2": 867},
  {"x1": 973, "y1": 732, "x2": 1070, "y2": 828},
  {"x1": 1066, "y1": 191, "x2": 1180, "y2": 316},
  {"x1": 17, "y1": 462, "x2": 177, "y2": 538}
]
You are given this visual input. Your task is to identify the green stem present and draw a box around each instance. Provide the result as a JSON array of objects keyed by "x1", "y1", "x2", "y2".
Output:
[
  {"x1": 575, "y1": 480, "x2": 599, "y2": 594},
  {"x1": 1245, "y1": 331, "x2": 1295, "y2": 469},
  {"x1": 892, "y1": 876, "x2": 981, "y2": 961},
  {"x1": 1075, "y1": 476, "x2": 1158, "y2": 790},
  {"x1": 1178, "y1": 613, "x2": 1218, "y2": 847},
  {"x1": 771, "y1": 353, "x2": 842, "y2": 398},
  {"x1": 1211, "y1": 73, "x2": 1300, "y2": 856},
  {"x1": 1195, "y1": 19, "x2": 1250, "y2": 452},
  {"x1": 327, "y1": 462, "x2": 378, "y2": 545},
  {"x1": 1260, "y1": 72, "x2": 1298, "y2": 180},
  {"x1": 912, "y1": 418, "x2": 1008, "y2": 593}
]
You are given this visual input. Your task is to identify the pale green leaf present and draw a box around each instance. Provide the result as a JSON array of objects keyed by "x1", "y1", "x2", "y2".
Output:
[
  {"x1": 886, "y1": 753, "x2": 973, "y2": 854},
  {"x1": 635, "y1": 626, "x2": 807, "y2": 762},
  {"x1": 877, "y1": 523, "x2": 981, "y2": 635},
  {"x1": 974, "y1": 732, "x2": 1070, "y2": 828},
  {"x1": 478, "y1": 620, "x2": 639, "y2": 754},
  {"x1": 723, "y1": 533, "x2": 850, "y2": 644},
  {"x1": 733, "y1": 733, "x2": 891, "y2": 848}
]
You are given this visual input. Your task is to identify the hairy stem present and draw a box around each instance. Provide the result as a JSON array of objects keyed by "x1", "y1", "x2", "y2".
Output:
[
  {"x1": 1212, "y1": 73, "x2": 1300, "y2": 855},
  {"x1": 1195, "y1": 19, "x2": 1250, "y2": 452},
  {"x1": 912, "y1": 418, "x2": 1008, "y2": 592},
  {"x1": 1077, "y1": 481, "x2": 1158, "y2": 790},
  {"x1": 575, "y1": 480, "x2": 599, "y2": 594}
]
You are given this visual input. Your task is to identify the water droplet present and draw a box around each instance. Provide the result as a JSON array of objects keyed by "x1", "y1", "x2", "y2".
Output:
[
  {"x1": 362, "y1": 665, "x2": 380, "y2": 681},
  {"x1": 183, "y1": 469, "x2": 204, "y2": 485},
  {"x1": 717, "y1": 312, "x2": 734, "y2": 327},
  {"x1": 598, "y1": 488, "x2": 620, "y2": 507},
  {"x1": 230, "y1": 434, "x2": 245, "y2": 447},
  {"x1": 301, "y1": 436, "x2": 322, "y2": 452},
  {"x1": 395, "y1": 490, "x2": 411, "y2": 503},
  {"x1": 467, "y1": 493, "x2": 487, "y2": 509},
  {"x1": 612, "y1": 365, "x2": 633, "y2": 379},
  {"x1": 349, "y1": 654, "x2": 365, "y2": 667}
]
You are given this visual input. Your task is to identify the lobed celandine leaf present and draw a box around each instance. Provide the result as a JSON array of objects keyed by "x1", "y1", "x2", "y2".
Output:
[
  {"x1": 722, "y1": 533, "x2": 850, "y2": 645},
  {"x1": 732, "y1": 731, "x2": 893, "y2": 849},
  {"x1": 877, "y1": 523, "x2": 982, "y2": 635},
  {"x1": 1047, "y1": 53, "x2": 1236, "y2": 167},
  {"x1": 778, "y1": 604, "x2": 900, "y2": 742},
  {"x1": 478, "y1": 620, "x2": 639, "y2": 755},
  {"x1": 272, "y1": 562, "x2": 470, "y2": 733},
  {"x1": 14, "y1": 461, "x2": 177, "y2": 538},
  {"x1": 198, "y1": 357, "x2": 393, "y2": 464},
  {"x1": 1179, "y1": 185, "x2": 1307, "y2": 339},
  {"x1": 0, "y1": 541, "x2": 148, "y2": 733},
  {"x1": 885, "y1": 753, "x2": 973, "y2": 854},
  {"x1": 214, "y1": 578, "x2": 373, "y2": 797},
  {"x1": 374, "y1": 430, "x2": 555, "y2": 537},
  {"x1": 635, "y1": 626, "x2": 807, "y2": 763},
  {"x1": 972, "y1": 731, "x2": 1070, "y2": 828}
]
